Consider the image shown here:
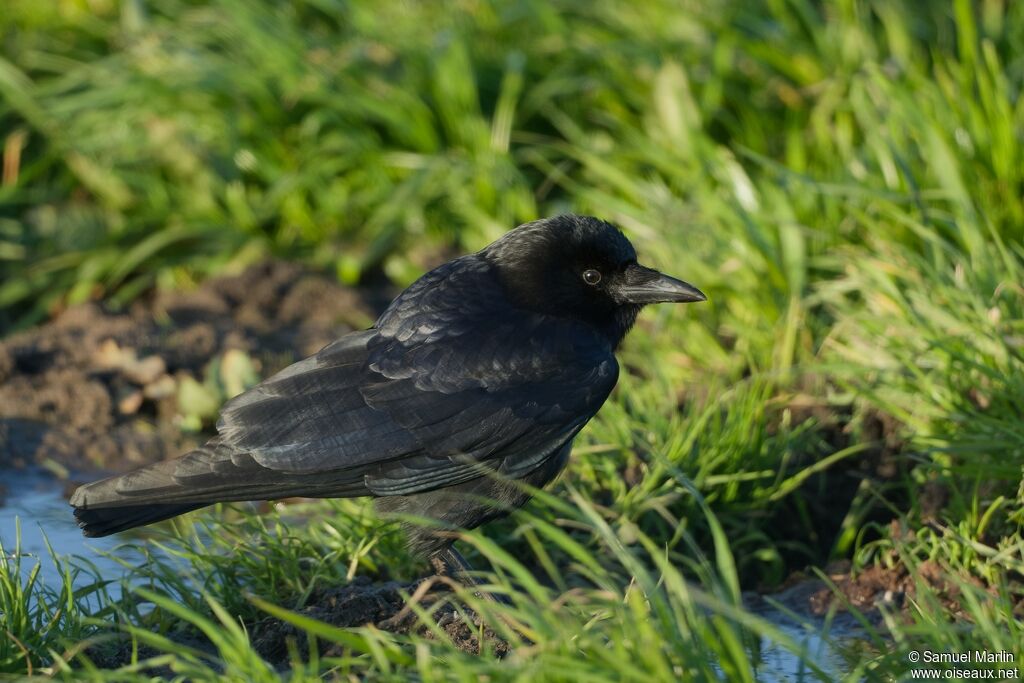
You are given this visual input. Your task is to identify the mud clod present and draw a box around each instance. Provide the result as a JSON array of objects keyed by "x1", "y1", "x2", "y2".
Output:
[{"x1": 0, "y1": 261, "x2": 378, "y2": 475}]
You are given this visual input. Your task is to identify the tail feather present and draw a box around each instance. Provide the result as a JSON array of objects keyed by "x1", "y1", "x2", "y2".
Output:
[
  {"x1": 69, "y1": 439, "x2": 371, "y2": 537},
  {"x1": 73, "y1": 502, "x2": 205, "y2": 537}
]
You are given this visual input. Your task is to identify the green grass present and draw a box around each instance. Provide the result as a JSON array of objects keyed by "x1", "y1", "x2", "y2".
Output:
[
  {"x1": 0, "y1": 526, "x2": 110, "y2": 675},
  {"x1": 2, "y1": 0, "x2": 1023, "y2": 680}
]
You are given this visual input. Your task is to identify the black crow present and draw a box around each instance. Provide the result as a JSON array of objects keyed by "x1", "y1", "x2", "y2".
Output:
[{"x1": 70, "y1": 215, "x2": 705, "y2": 576}]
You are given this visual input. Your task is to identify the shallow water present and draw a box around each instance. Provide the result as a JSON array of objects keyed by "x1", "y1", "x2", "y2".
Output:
[
  {"x1": 0, "y1": 469, "x2": 145, "y2": 601},
  {"x1": 749, "y1": 601, "x2": 864, "y2": 682},
  {"x1": 0, "y1": 471, "x2": 865, "y2": 680}
]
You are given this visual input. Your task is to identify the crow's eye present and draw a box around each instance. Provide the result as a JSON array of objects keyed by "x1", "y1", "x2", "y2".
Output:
[{"x1": 582, "y1": 269, "x2": 602, "y2": 286}]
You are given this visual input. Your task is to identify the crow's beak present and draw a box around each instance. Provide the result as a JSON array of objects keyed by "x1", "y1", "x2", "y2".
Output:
[{"x1": 616, "y1": 263, "x2": 706, "y2": 305}]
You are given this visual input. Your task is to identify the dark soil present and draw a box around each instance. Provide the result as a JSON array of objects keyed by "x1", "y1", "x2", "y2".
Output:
[
  {"x1": 774, "y1": 550, "x2": 1022, "y2": 624},
  {"x1": 0, "y1": 261, "x2": 381, "y2": 475},
  {"x1": 250, "y1": 576, "x2": 511, "y2": 661},
  {"x1": 86, "y1": 577, "x2": 509, "y2": 671},
  {"x1": 755, "y1": 395, "x2": 912, "y2": 584}
]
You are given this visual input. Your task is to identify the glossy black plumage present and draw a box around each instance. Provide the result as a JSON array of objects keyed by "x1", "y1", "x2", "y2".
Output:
[{"x1": 70, "y1": 215, "x2": 704, "y2": 558}]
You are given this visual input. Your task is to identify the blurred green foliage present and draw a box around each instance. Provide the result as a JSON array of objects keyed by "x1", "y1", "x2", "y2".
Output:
[
  {"x1": 2, "y1": 0, "x2": 1019, "y2": 328},
  {"x1": 176, "y1": 348, "x2": 259, "y2": 430}
]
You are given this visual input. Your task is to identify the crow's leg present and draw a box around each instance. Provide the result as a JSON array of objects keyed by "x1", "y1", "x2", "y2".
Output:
[
  {"x1": 430, "y1": 546, "x2": 509, "y2": 604},
  {"x1": 430, "y1": 545, "x2": 473, "y2": 577}
]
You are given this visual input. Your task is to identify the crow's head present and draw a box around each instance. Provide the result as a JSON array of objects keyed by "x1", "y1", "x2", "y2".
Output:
[{"x1": 482, "y1": 215, "x2": 705, "y2": 345}]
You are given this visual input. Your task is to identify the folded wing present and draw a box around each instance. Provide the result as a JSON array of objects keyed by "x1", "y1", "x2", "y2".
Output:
[
  {"x1": 218, "y1": 255, "x2": 619, "y2": 496},
  {"x1": 75, "y1": 255, "x2": 619, "y2": 511}
]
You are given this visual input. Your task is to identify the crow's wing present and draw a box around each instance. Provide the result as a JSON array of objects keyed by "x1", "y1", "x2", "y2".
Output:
[
  {"x1": 216, "y1": 255, "x2": 618, "y2": 496},
  {"x1": 215, "y1": 329, "x2": 416, "y2": 474}
]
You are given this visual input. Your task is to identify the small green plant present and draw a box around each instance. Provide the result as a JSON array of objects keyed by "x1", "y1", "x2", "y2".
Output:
[{"x1": 177, "y1": 349, "x2": 260, "y2": 430}]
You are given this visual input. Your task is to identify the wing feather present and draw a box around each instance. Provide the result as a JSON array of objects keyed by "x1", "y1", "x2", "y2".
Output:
[{"x1": 210, "y1": 255, "x2": 618, "y2": 496}]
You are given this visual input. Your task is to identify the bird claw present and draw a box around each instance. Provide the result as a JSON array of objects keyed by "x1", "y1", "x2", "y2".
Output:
[{"x1": 429, "y1": 546, "x2": 512, "y2": 605}]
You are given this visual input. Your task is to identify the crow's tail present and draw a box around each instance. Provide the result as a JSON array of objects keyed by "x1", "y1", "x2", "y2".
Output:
[
  {"x1": 73, "y1": 502, "x2": 206, "y2": 538},
  {"x1": 69, "y1": 438, "x2": 370, "y2": 538}
]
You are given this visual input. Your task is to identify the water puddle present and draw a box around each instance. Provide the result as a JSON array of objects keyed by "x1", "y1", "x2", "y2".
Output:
[
  {"x1": 0, "y1": 468, "x2": 147, "y2": 601},
  {"x1": 749, "y1": 599, "x2": 867, "y2": 682}
]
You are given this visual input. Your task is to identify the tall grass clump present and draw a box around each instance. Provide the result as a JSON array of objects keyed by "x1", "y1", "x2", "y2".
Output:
[{"x1": 0, "y1": 524, "x2": 110, "y2": 675}]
